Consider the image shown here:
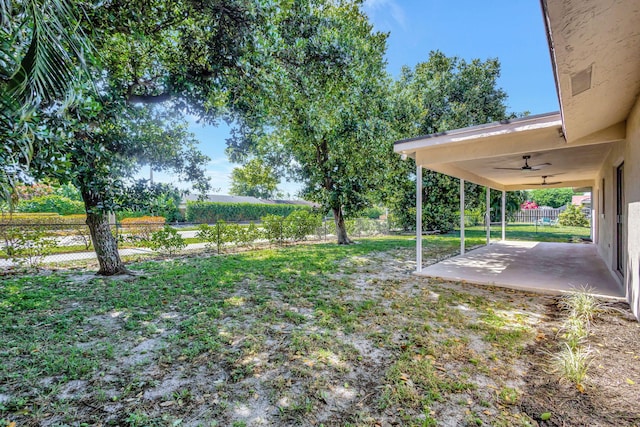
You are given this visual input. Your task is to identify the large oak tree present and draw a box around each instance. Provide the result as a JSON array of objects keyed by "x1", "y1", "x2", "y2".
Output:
[
  {"x1": 23, "y1": 0, "x2": 268, "y2": 274},
  {"x1": 228, "y1": 0, "x2": 390, "y2": 244},
  {"x1": 383, "y1": 51, "x2": 521, "y2": 231}
]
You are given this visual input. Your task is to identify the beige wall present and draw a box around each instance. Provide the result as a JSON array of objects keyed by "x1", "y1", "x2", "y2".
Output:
[
  {"x1": 598, "y1": 95, "x2": 640, "y2": 318},
  {"x1": 595, "y1": 141, "x2": 624, "y2": 273},
  {"x1": 624, "y1": 96, "x2": 640, "y2": 318}
]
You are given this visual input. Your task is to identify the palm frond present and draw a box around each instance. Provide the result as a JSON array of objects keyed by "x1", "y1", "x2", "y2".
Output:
[{"x1": 6, "y1": 0, "x2": 91, "y2": 103}]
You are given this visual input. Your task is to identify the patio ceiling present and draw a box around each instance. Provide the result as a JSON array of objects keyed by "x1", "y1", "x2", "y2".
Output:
[
  {"x1": 394, "y1": 0, "x2": 640, "y2": 192},
  {"x1": 394, "y1": 112, "x2": 624, "y2": 191},
  {"x1": 544, "y1": 0, "x2": 640, "y2": 143}
]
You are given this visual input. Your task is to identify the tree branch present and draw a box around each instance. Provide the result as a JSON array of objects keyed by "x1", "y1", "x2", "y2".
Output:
[{"x1": 127, "y1": 93, "x2": 172, "y2": 104}]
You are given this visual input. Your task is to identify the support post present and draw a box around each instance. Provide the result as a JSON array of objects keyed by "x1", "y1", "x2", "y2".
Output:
[
  {"x1": 416, "y1": 165, "x2": 423, "y2": 272},
  {"x1": 460, "y1": 179, "x2": 465, "y2": 255},
  {"x1": 501, "y1": 190, "x2": 506, "y2": 241},
  {"x1": 486, "y1": 186, "x2": 491, "y2": 245}
]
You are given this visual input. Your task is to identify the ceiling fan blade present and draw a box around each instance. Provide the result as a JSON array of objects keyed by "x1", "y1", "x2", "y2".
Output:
[
  {"x1": 525, "y1": 181, "x2": 563, "y2": 186},
  {"x1": 494, "y1": 167, "x2": 527, "y2": 170},
  {"x1": 530, "y1": 162, "x2": 552, "y2": 169}
]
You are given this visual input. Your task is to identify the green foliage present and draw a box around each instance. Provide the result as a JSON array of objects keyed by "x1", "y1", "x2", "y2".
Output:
[
  {"x1": 0, "y1": 225, "x2": 57, "y2": 268},
  {"x1": 53, "y1": 183, "x2": 82, "y2": 201},
  {"x1": 16, "y1": 195, "x2": 85, "y2": 215},
  {"x1": 1, "y1": 0, "x2": 90, "y2": 204},
  {"x1": 558, "y1": 204, "x2": 589, "y2": 227},
  {"x1": 361, "y1": 206, "x2": 384, "y2": 219},
  {"x1": 464, "y1": 208, "x2": 484, "y2": 226},
  {"x1": 345, "y1": 218, "x2": 388, "y2": 236},
  {"x1": 530, "y1": 188, "x2": 574, "y2": 208},
  {"x1": 147, "y1": 226, "x2": 186, "y2": 255},
  {"x1": 117, "y1": 181, "x2": 184, "y2": 222},
  {"x1": 186, "y1": 201, "x2": 310, "y2": 223},
  {"x1": 261, "y1": 214, "x2": 285, "y2": 244},
  {"x1": 227, "y1": 0, "x2": 390, "y2": 243},
  {"x1": 230, "y1": 158, "x2": 280, "y2": 199},
  {"x1": 284, "y1": 210, "x2": 322, "y2": 242},
  {"x1": 381, "y1": 51, "x2": 513, "y2": 231},
  {"x1": 196, "y1": 221, "x2": 264, "y2": 253}
]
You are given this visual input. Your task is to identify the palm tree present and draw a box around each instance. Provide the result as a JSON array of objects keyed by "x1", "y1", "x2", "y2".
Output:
[{"x1": 1, "y1": 0, "x2": 90, "y2": 205}]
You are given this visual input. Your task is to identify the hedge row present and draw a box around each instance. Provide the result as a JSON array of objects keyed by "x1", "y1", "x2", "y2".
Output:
[
  {"x1": 16, "y1": 195, "x2": 85, "y2": 215},
  {"x1": 185, "y1": 201, "x2": 311, "y2": 223},
  {"x1": 0, "y1": 213, "x2": 87, "y2": 225}
]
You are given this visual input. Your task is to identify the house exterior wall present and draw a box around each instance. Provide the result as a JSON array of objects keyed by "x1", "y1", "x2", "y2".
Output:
[
  {"x1": 595, "y1": 141, "x2": 623, "y2": 271},
  {"x1": 624, "y1": 96, "x2": 640, "y2": 318},
  {"x1": 598, "y1": 95, "x2": 640, "y2": 319}
]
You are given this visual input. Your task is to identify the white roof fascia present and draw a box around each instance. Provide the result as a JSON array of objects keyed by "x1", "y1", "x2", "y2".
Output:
[{"x1": 394, "y1": 112, "x2": 562, "y2": 154}]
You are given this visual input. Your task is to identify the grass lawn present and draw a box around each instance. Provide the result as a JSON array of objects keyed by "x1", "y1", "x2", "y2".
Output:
[
  {"x1": 459, "y1": 223, "x2": 591, "y2": 243},
  {"x1": 1, "y1": 236, "x2": 637, "y2": 426}
]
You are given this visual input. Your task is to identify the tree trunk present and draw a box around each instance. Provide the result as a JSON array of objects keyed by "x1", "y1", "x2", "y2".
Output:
[
  {"x1": 332, "y1": 206, "x2": 353, "y2": 245},
  {"x1": 82, "y1": 190, "x2": 128, "y2": 276}
]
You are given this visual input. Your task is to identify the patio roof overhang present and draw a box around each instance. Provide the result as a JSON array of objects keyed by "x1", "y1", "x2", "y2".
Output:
[{"x1": 393, "y1": 111, "x2": 625, "y2": 191}]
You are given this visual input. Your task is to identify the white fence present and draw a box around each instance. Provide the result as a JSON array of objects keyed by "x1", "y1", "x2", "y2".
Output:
[
  {"x1": 513, "y1": 208, "x2": 561, "y2": 223},
  {"x1": 513, "y1": 207, "x2": 591, "y2": 224}
]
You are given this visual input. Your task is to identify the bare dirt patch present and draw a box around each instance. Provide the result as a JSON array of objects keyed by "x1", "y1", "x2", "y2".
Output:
[{"x1": 2, "y1": 244, "x2": 639, "y2": 426}]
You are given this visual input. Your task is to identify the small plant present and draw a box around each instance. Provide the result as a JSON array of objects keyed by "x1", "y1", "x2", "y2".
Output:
[
  {"x1": 283, "y1": 210, "x2": 321, "y2": 241},
  {"x1": 261, "y1": 214, "x2": 285, "y2": 244},
  {"x1": 196, "y1": 223, "x2": 218, "y2": 252},
  {"x1": 561, "y1": 316, "x2": 589, "y2": 350},
  {"x1": 550, "y1": 342, "x2": 592, "y2": 384},
  {"x1": 559, "y1": 286, "x2": 603, "y2": 326},
  {"x1": 147, "y1": 225, "x2": 186, "y2": 255},
  {"x1": 126, "y1": 410, "x2": 150, "y2": 427},
  {"x1": 70, "y1": 223, "x2": 92, "y2": 250},
  {"x1": 0, "y1": 225, "x2": 56, "y2": 269},
  {"x1": 196, "y1": 221, "x2": 237, "y2": 253},
  {"x1": 558, "y1": 204, "x2": 589, "y2": 227},
  {"x1": 497, "y1": 386, "x2": 519, "y2": 405}
]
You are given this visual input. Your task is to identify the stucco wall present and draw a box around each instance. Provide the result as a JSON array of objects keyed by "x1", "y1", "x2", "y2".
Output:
[
  {"x1": 624, "y1": 96, "x2": 640, "y2": 318},
  {"x1": 595, "y1": 141, "x2": 624, "y2": 274}
]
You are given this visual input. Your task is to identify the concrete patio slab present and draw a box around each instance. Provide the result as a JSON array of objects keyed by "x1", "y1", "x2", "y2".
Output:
[{"x1": 419, "y1": 240, "x2": 624, "y2": 298}]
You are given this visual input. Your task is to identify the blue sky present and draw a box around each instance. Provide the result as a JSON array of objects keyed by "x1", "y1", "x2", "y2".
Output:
[{"x1": 150, "y1": 0, "x2": 559, "y2": 196}]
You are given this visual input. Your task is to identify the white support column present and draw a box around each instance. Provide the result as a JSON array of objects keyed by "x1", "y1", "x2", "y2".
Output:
[
  {"x1": 501, "y1": 190, "x2": 506, "y2": 241},
  {"x1": 416, "y1": 165, "x2": 423, "y2": 272},
  {"x1": 486, "y1": 186, "x2": 491, "y2": 245},
  {"x1": 460, "y1": 179, "x2": 465, "y2": 255}
]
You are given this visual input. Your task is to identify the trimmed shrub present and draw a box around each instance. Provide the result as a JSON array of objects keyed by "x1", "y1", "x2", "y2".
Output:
[
  {"x1": 261, "y1": 214, "x2": 285, "y2": 244},
  {"x1": 237, "y1": 222, "x2": 262, "y2": 247},
  {"x1": 147, "y1": 226, "x2": 186, "y2": 255},
  {"x1": 16, "y1": 195, "x2": 85, "y2": 215},
  {"x1": 284, "y1": 210, "x2": 322, "y2": 241},
  {"x1": 558, "y1": 204, "x2": 589, "y2": 227},
  {"x1": 186, "y1": 201, "x2": 310, "y2": 223}
]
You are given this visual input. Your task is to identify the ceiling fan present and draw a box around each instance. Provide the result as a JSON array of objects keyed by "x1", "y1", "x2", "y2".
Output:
[
  {"x1": 494, "y1": 155, "x2": 551, "y2": 171},
  {"x1": 525, "y1": 175, "x2": 563, "y2": 186}
]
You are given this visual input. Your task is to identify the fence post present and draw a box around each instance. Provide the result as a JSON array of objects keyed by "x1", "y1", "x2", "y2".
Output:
[
  {"x1": 217, "y1": 221, "x2": 221, "y2": 254},
  {"x1": 323, "y1": 218, "x2": 327, "y2": 241}
]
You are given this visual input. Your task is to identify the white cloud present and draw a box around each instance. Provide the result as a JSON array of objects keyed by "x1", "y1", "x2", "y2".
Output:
[
  {"x1": 208, "y1": 157, "x2": 234, "y2": 167},
  {"x1": 363, "y1": 0, "x2": 406, "y2": 30}
]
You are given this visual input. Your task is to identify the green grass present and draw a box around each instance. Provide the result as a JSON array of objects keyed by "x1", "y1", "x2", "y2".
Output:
[
  {"x1": 453, "y1": 223, "x2": 591, "y2": 243},
  {"x1": 0, "y1": 235, "x2": 544, "y2": 425},
  {"x1": 0, "y1": 223, "x2": 590, "y2": 261}
]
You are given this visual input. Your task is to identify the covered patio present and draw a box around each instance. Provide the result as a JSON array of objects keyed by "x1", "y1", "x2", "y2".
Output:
[
  {"x1": 394, "y1": 112, "x2": 624, "y2": 297},
  {"x1": 421, "y1": 240, "x2": 623, "y2": 298}
]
